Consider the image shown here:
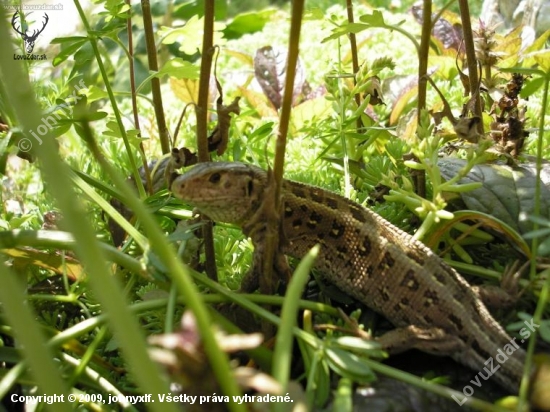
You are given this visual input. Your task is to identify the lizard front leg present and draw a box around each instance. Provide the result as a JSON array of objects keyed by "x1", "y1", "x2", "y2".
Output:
[
  {"x1": 240, "y1": 168, "x2": 292, "y2": 294},
  {"x1": 239, "y1": 240, "x2": 291, "y2": 294}
]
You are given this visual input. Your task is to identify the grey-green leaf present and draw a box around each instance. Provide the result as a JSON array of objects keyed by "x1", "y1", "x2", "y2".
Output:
[{"x1": 438, "y1": 159, "x2": 550, "y2": 234}]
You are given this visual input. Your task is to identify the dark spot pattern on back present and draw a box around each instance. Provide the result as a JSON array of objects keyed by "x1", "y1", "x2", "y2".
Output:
[
  {"x1": 325, "y1": 197, "x2": 338, "y2": 210},
  {"x1": 358, "y1": 237, "x2": 372, "y2": 256},
  {"x1": 400, "y1": 270, "x2": 419, "y2": 291},
  {"x1": 349, "y1": 205, "x2": 367, "y2": 223},
  {"x1": 423, "y1": 290, "x2": 439, "y2": 307},
  {"x1": 448, "y1": 314, "x2": 463, "y2": 331},
  {"x1": 330, "y1": 221, "x2": 345, "y2": 238},
  {"x1": 284, "y1": 206, "x2": 293, "y2": 218}
]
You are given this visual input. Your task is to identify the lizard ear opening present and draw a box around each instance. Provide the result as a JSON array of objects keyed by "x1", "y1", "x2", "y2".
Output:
[{"x1": 247, "y1": 179, "x2": 254, "y2": 196}]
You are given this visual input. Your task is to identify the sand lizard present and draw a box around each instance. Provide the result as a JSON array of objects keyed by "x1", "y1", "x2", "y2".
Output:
[{"x1": 170, "y1": 161, "x2": 528, "y2": 393}]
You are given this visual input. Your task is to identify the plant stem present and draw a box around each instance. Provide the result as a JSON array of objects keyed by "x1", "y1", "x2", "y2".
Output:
[
  {"x1": 346, "y1": 0, "x2": 362, "y2": 131},
  {"x1": 260, "y1": 0, "x2": 305, "y2": 335},
  {"x1": 417, "y1": 0, "x2": 431, "y2": 116},
  {"x1": 457, "y1": 0, "x2": 484, "y2": 134},
  {"x1": 519, "y1": 71, "x2": 550, "y2": 409},
  {"x1": 416, "y1": 0, "x2": 432, "y2": 198},
  {"x1": 196, "y1": 0, "x2": 218, "y2": 281},
  {"x1": 141, "y1": 0, "x2": 170, "y2": 155},
  {"x1": 273, "y1": 0, "x2": 304, "y2": 183},
  {"x1": 128, "y1": 0, "x2": 153, "y2": 194}
]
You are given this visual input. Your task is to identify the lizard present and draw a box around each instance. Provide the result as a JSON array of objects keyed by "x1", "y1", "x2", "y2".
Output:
[{"x1": 170, "y1": 161, "x2": 529, "y2": 394}]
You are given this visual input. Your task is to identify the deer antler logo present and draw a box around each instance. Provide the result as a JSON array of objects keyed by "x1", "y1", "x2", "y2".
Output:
[{"x1": 11, "y1": 11, "x2": 49, "y2": 54}]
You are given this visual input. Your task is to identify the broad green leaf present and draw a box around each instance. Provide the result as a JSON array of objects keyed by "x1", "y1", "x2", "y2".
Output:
[
  {"x1": 224, "y1": 49, "x2": 254, "y2": 66},
  {"x1": 158, "y1": 16, "x2": 225, "y2": 55},
  {"x1": 494, "y1": 26, "x2": 523, "y2": 68},
  {"x1": 291, "y1": 96, "x2": 332, "y2": 132},
  {"x1": 499, "y1": 66, "x2": 545, "y2": 76},
  {"x1": 51, "y1": 37, "x2": 88, "y2": 67},
  {"x1": 223, "y1": 9, "x2": 276, "y2": 40},
  {"x1": 238, "y1": 86, "x2": 278, "y2": 118},
  {"x1": 73, "y1": 42, "x2": 95, "y2": 66},
  {"x1": 303, "y1": 8, "x2": 325, "y2": 20},
  {"x1": 390, "y1": 85, "x2": 418, "y2": 125},
  {"x1": 50, "y1": 122, "x2": 72, "y2": 138},
  {"x1": 50, "y1": 36, "x2": 88, "y2": 44},
  {"x1": 84, "y1": 85, "x2": 109, "y2": 103},
  {"x1": 170, "y1": 77, "x2": 199, "y2": 104},
  {"x1": 153, "y1": 58, "x2": 200, "y2": 80},
  {"x1": 358, "y1": 9, "x2": 388, "y2": 25},
  {"x1": 521, "y1": 76, "x2": 545, "y2": 98},
  {"x1": 521, "y1": 28, "x2": 550, "y2": 67},
  {"x1": 429, "y1": 55, "x2": 459, "y2": 80},
  {"x1": 3, "y1": 247, "x2": 84, "y2": 280},
  {"x1": 438, "y1": 159, "x2": 550, "y2": 234},
  {"x1": 173, "y1": 0, "x2": 227, "y2": 21},
  {"x1": 534, "y1": 50, "x2": 550, "y2": 73}
]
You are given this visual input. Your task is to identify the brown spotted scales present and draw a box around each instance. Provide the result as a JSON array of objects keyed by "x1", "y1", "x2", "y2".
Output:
[{"x1": 170, "y1": 161, "x2": 527, "y2": 393}]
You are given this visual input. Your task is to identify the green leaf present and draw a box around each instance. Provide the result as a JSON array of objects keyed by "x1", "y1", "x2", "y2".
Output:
[
  {"x1": 539, "y1": 321, "x2": 550, "y2": 342},
  {"x1": 50, "y1": 35, "x2": 88, "y2": 44},
  {"x1": 291, "y1": 97, "x2": 332, "y2": 132},
  {"x1": 521, "y1": 76, "x2": 545, "y2": 98},
  {"x1": 534, "y1": 50, "x2": 550, "y2": 73},
  {"x1": 153, "y1": 58, "x2": 200, "y2": 80},
  {"x1": 50, "y1": 122, "x2": 72, "y2": 138},
  {"x1": 74, "y1": 42, "x2": 95, "y2": 66},
  {"x1": 334, "y1": 336, "x2": 382, "y2": 353},
  {"x1": 325, "y1": 347, "x2": 376, "y2": 383},
  {"x1": 523, "y1": 228, "x2": 550, "y2": 240},
  {"x1": 9, "y1": 214, "x2": 34, "y2": 229},
  {"x1": 438, "y1": 159, "x2": 550, "y2": 234},
  {"x1": 104, "y1": 120, "x2": 123, "y2": 139},
  {"x1": 537, "y1": 237, "x2": 550, "y2": 256},
  {"x1": 173, "y1": 0, "x2": 227, "y2": 21},
  {"x1": 321, "y1": 23, "x2": 370, "y2": 43},
  {"x1": 223, "y1": 9, "x2": 276, "y2": 40},
  {"x1": 499, "y1": 66, "x2": 545, "y2": 76},
  {"x1": 51, "y1": 37, "x2": 88, "y2": 67},
  {"x1": 87, "y1": 111, "x2": 108, "y2": 121},
  {"x1": 159, "y1": 16, "x2": 225, "y2": 55},
  {"x1": 84, "y1": 85, "x2": 109, "y2": 103},
  {"x1": 303, "y1": 8, "x2": 325, "y2": 20},
  {"x1": 358, "y1": 9, "x2": 388, "y2": 26},
  {"x1": 521, "y1": 28, "x2": 550, "y2": 67}
]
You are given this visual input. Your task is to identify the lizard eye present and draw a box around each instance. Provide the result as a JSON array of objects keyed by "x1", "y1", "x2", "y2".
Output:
[{"x1": 209, "y1": 172, "x2": 221, "y2": 183}]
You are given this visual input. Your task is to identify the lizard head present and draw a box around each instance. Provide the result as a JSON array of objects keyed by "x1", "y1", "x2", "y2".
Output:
[{"x1": 170, "y1": 162, "x2": 266, "y2": 225}]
